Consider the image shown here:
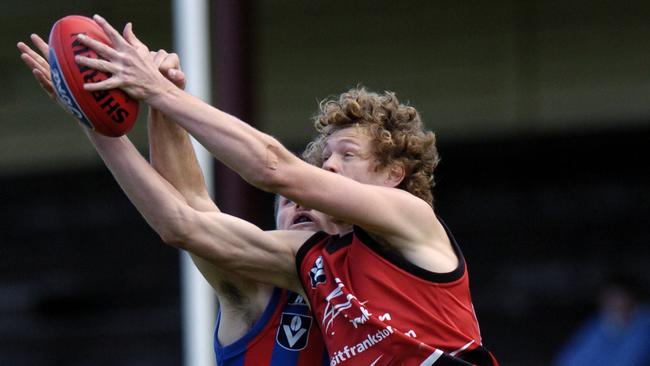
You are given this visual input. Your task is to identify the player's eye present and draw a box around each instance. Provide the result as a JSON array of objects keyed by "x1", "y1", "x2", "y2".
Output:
[{"x1": 280, "y1": 198, "x2": 293, "y2": 206}]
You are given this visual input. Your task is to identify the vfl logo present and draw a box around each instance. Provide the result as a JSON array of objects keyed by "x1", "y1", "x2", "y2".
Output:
[
  {"x1": 276, "y1": 312, "x2": 312, "y2": 350},
  {"x1": 287, "y1": 292, "x2": 308, "y2": 306},
  {"x1": 309, "y1": 256, "x2": 326, "y2": 288}
]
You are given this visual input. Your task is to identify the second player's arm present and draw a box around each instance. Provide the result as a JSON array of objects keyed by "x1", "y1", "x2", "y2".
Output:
[
  {"x1": 86, "y1": 130, "x2": 309, "y2": 294},
  {"x1": 17, "y1": 34, "x2": 308, "y2": 292},
  {"x1": 140, "y1": 51, "x2": 238, "y2": 290},
  {"x1": 148, "y1": 106, "x2": 227, "y2": 288}
]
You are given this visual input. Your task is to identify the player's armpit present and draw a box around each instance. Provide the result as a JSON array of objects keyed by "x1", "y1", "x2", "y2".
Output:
[{"x1": 167, "y1": 210, "x2": 314, "y2": 295}]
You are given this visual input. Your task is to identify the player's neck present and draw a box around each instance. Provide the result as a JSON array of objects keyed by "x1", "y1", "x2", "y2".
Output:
[{"x1": 334, "y1": 222, "x2": 353, "y2": 236}]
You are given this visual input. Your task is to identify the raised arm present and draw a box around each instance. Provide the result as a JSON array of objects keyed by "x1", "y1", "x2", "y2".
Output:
[
  {"x1": 146, "y1": 51, "x2": 216, "y2": 213},
  {"x1": 75, "y1": 16, "x2": 439, "y2": 251},
  {"x1": 145, "y1": 50, "x2": 226, "y2": 293},
  {"x1": 86, "y1": 131, "x2": 309, "y2": 293},
  {"x1": 145, "y1": 50, "x2": 273, "y2": 297},
  {"x1": 17, "y1": 35, "x2": 308, "y2": 294}
]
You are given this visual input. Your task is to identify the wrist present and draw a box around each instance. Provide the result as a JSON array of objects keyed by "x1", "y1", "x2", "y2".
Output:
[{"x1": 144, "y1": 79, "x2": 181, "y2": 108}]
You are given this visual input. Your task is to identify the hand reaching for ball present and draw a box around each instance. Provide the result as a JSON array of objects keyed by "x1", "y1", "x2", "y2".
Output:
[
  {"x1": 17, "y1": 34, "x2": 56, "y2": 101},
  {"x1": 150, "y1": 49, "x2": 186, "y2": 91},
  {"x1": 17, "y1": 32, "x2": 186, "y2": 105},
  {"x1": 74, "y1": 14, "x2": 178, "y2": 103}
]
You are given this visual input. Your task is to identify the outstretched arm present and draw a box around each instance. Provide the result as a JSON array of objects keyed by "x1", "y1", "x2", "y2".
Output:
[
  {"x1": 146, "y1": 50, "x2": 226, "y2": 291},
  {"x1": 86, "y1": 130, "x2": 309, "y2": 294},
  {"x1": 146, "y1": 50, "x2": 215, "y2": 212},
  {"x1": 75, "y1": 15, "x2": 440, "y2": 251},
  {"x1": 17, "y1": 35, "x2": 308, "y2": 295},
  {"x1": 146, "y1": 50, "x2": 269, "y2": 295}
]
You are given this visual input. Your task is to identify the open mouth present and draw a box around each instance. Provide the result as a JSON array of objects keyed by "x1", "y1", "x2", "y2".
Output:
[{"x1": 292, "y1": 214, "x2": 314, "y2": 225}]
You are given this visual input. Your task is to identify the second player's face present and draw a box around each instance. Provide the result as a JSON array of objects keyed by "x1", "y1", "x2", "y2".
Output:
[{"x1": 276, "y1": 196, "x2": 337, "y2": 234}]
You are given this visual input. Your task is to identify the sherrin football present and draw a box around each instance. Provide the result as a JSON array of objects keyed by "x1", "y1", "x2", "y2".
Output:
[{"x1": 48, "y1": 15, "x2": 139, "y2": 137}]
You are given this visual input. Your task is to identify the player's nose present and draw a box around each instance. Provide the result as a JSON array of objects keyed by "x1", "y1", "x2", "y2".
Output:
[{"x1": 322, "y1": 155, "x2": 339, "y2": 173}]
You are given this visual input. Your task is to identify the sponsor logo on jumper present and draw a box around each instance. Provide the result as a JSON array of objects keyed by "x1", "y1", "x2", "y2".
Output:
[
  {"x1": 350, "y1": 305, "x2": 371, "y2": 328},
  {"x1": 276, "y1": 312, "x2": 312, "y2": 351},
  {"x1": 322, "y1": 278, "x2": 350, "y2": 332},
  {"x1": 310, "y1": 256, "x2": 327, "y2": 287},
  {"x1": 322, "y1": 278, "x2": 371, "y2": 334},
  {"x1": 405, "y1": 329, "x2": 417, "y2": 338},
  {"x1": 329, "y1": 326, "x2": 395, "y2": 366}
]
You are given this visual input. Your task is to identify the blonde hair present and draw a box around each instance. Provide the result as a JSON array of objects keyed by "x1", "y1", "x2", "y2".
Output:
[{"x1": 303, "y1": 87, "x2": 440, "y2": 206}]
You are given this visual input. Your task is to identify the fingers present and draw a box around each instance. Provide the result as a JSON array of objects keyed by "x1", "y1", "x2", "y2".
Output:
[
  {"x1": 32, "y1": 69, "x2": 56, "y2": 98},
  {"x1": 123, "y1": 22, "x2": 147, "y2": 49},
  {"x1": 30, "y1": 33, "x2": 50, "y2": 60},
  {"x1": 152, "y1": 49, "x2": 168, "y2": 66},
  {"x1": 76, "y1": 33, "x2": 120, "y2": 60},
  {"x1": 167, "y1": 68, "x2": 186, "y2": 89},
  {"x1": 17, "y1": 41, "x2": 49, "y2": 71},
  {"x1": 33, "y1": 69, "x2": 50, "y2": 85},
  {"x1": 17, "y1": 36, "x2": 55, "y2": 99},
  {"x1": 19, "y1": 51, "x2": 51, "y2": 86},
  {"x1": 19, "y1": 51, "x2": 44, "y2": 72},
  {"x1": 154, "y1": 51, "x2": 184, "y2": 89},
  {"x1": 83, "y1": 77, "x2": 121, "y2": 92},
  {"x1": 159, "y1": 52, "x2": 180, "y2": 71},
  {"x1": 92, "y1": 14, "x2": 128, "y2": 48},
  {"x1": 75, "y1": 55, "x2": 118, "y2": 74},
  {"x1": 167, "y1": 69, "x2": 182, "y2": 79}
]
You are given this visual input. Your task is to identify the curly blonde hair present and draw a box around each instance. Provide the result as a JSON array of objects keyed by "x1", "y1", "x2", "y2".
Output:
[{"x1": 302, "y1": 87, "x2": 440, "y2": 206}]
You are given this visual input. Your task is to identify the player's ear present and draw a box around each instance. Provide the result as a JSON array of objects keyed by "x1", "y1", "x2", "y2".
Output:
[{"x1": 384, "y1": 161, "x2": 405, "y2": 188}]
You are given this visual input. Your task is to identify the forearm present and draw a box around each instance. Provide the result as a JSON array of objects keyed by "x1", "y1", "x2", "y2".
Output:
[
  {"x1": 146, "y1": 88, "x2": 288, "y2": 191},
  {"x1": 147, "y1": 106, "x2": 217, "y2": 212},
  {"x1": 85, "y1": 129, "x2": 299, "y2": 287},
  {"x1": 85, "y1": 129, "x2": 191, "y2": 242},
  {"x1": 75, "y1": 19, "x2": 289, "y2": 193}
]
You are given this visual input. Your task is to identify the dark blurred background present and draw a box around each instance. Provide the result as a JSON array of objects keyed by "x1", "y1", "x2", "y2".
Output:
[{"x1": 2, "y1": 1, "x2": 649, "y2": 365}]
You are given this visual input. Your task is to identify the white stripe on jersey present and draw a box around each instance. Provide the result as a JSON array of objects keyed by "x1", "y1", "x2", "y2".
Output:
[{"x1": 419, "y1": 349, "x2": 444, "y2": 366}]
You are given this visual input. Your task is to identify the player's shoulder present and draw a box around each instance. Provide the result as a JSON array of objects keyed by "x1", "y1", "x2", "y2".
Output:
[
  {"x1": 366, "y1": 190, "x2": 439, "y2": 243},
  {"x1": 267, "y1": 229, "x2": 327, "y2": 252}
]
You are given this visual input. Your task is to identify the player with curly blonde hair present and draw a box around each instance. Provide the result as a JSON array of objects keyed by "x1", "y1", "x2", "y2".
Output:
[
  {"x1": 303, "y1": 87, "x2": 440, "y2": 206},
  {"x1": 70, "y1": 15, "x2": 498, "y2": 365}
]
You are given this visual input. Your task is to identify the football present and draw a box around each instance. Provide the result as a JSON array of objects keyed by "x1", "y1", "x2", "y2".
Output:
[{"x1": 48, "y1": 15, "x2": 139, "y2": 137}]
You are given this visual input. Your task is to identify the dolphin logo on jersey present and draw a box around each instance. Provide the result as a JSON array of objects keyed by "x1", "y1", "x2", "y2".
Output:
[
  {"x1": 309, "y1": 255, "x2": 327, "y2": 287},
  {"x1": 276, "y1": 312, "x2": 312, "y2": 350}
]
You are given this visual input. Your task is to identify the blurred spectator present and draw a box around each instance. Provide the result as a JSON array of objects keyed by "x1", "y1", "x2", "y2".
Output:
[{"x1": 554, "y1": 272, "x2": 650, "y2": 366}]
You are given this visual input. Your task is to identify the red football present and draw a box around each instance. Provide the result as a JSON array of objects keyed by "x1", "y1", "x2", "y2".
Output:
[{"x1": 48, "y1": 15, "x2": 139, "y2": 137}]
